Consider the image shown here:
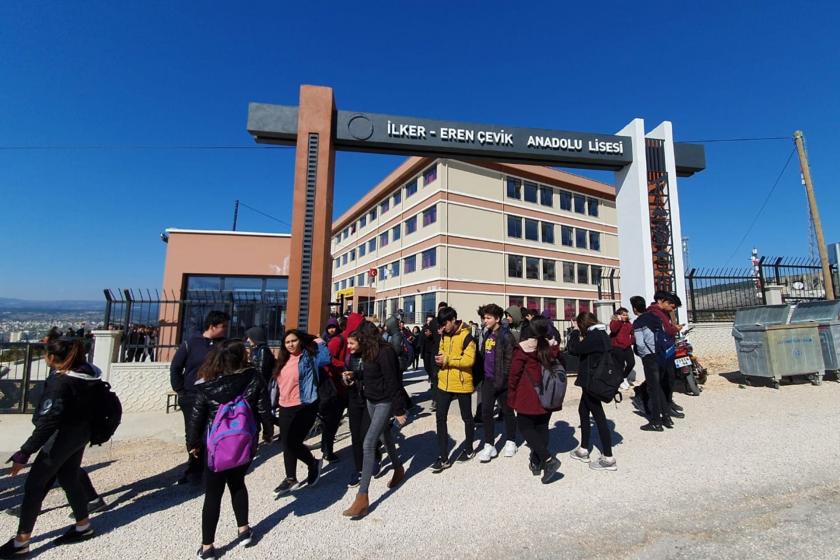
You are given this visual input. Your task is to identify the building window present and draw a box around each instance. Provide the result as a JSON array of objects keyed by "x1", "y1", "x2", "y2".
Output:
[
  {"x1": 403, "y1": 295, "x2": 417, "y2": 318},
  {"x1": 350, "y1": 249, "x2": 356, "y2": 261},
  {"x1": 422, "y1": 292, "x2": 436, "y2": 315},
  {"x1": 575, "y1": 228, "x2": 588, "y2": 249},
  {"x1": 423, "y1": 205, "x2": 437, "y2": 226},
  {"x1": 579, "y1": 300, "x2": 591, "y2": 314},
  {"x1": 334, "y1": 235, "x2": 340, "y2": 245},
  {"x1": 342, "y1": 254, "x2": 348, "y2": 265},
  {"x1": 591, "y1": 265, "x2": 602, "y2": 285},
  {"x1": 368, "y1": 238, "x2": 376, "y2": 252},
  {"x1": 357, "y1": 273, "x2": 366, "y2": 287},
  {"x1": 587, "y1": 198, "x2": 599, "y2": 217},
  {"x1": 406, "y1": 179, "x2": 418, "y2": 198},
  {"x1": 423, "y1": 164, "x2": 437, "y2": 186},
  {"x1": 562, "y1": 262, "x2": 575, "y2": 283},
  {"x1": 573, "y1": 194, "x2": 585, "y2": 214},
  {"x1": 526, "y1": 257, "x2": 540, "y2": 279},
  {"x1": 359, "y1": 243, "x2": 366, "y2": 257},
  {"x1": 506, "y1": 177, "x2": 521, "y2": 199},
  {"x1": 577, "y1": 263, "x2": 589, "y2": 284},
  {"x1": 369, "y1": 208, "x2": 377, "y2": 221},
  {"x1": 390, "y1": 260, "x2": 400, "y2": 277},
  {"x1": 508, "y1": 255, "x2": 523, "y2": 278},
  {"x1": 334, "y1": 282, "x2": 339, "y2": 293},
  {"x1": 380, "y1": 232, "x2": 389, "y2": 247},
  {"x1": 404, "y1": 254, "x2": 416, "y2": 273},
  {"x1": 351, "y1": 224, "x2": 356, "y2": 235},
  {"x1": 378, "y1": 265, "x2": 387, "y2": 279},
  {"x1": 422, "y1": 248, "x2": 437, "y2": 269},
  {"x1": 349, "y1": 277, "x2": 355, "y2": 288},
  {"x1": 342, "y1": 229, "x2": 349, "y2": 240},
  {"x1": 541, "y1": 222, "x2": 554, "y2": 244},
  {"x1": 525, "y1": 218, "x2": 539, "y2": 241},
  {"x1": 334, "y1": 258, "x2": 340, "y2": 269},
  {"x1": 393, "y1": 190, "x2": 402, "y2": 206},
  {"x1": 524, "y1": 181, "x2": 538, "y2": 203},
  {"x1": 507, "y1": 215, "x2": 522, "y2": 238},
  {"x1": 405, "y1": 215, "x2": 417, "y2": 235},
  {"x1": 509, "y1": 295, "x2": 525, "y2": 308},
  {"x1": 559, "y1": 191, "x2": 572, "y2": 211},
  {"x1": 539, "y1": 186, "x2": 553, "y2": 207},
  {"x1": 544, "y1": 299, "x2": 557, "y2": 321},
  {"x1": 380, "y1": 199, "x2": 390, "y2": 214},
  {"x1": 564, "y1": 298, "x2": 576, "y2": 320},
  {"x1": 543, "y1": 260, "x2": 556, "y2": 281},
  {"x1": 392, "y1": 225, "x2": 401, "y2": 242},
  {"x1": 561, "y1": 225, "x2": 574, "y2": 247},
  {"x1": 589, "y1": 231, "x2": 601, "y2": 252},
  {"x1": 359, "y1": 215, "x2": 366, "y2": 228}
]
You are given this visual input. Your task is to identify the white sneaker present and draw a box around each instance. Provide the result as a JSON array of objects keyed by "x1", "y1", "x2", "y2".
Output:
[
  {"x1": 570, "y1": 446, "x2": 591, "y2": 463},
  {"x1": 619, "y1": 379, "x2": 630, "y2": 391},
  {"x1": 478, "y1": 444, "x2": 498, "y2": 463},
  {"x1": 502, "y1": 440, "x2": 518, "y2": 457}
]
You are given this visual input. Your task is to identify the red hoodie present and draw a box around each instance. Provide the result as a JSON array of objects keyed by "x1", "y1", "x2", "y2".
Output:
[
  {"x1": 609, "y1": 319, "x2": 634, "y2": 349},
  {"x1": 325, "y1": 313, "x2": 366, "y2": 397},
  {"x1": 646, "y1": 304, "x2": 679, "y2": 337}
]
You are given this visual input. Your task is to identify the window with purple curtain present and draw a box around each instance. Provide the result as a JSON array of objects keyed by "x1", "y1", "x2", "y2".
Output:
[
  {"x1": 423, "y1": 205, "x2": 437, "y2": 226},
  {"x1": 422, "y1": 248, "x2": 436, "y2": 269},
  {"x1": 423, "y1": 165, "x2": 437, "y2": 186},
  {"x1": 564, "y1": 299, "x2": 576, "y2": 320},
  {"x1": 379, "y1": 232, "x2": 389, "y2": 247}
]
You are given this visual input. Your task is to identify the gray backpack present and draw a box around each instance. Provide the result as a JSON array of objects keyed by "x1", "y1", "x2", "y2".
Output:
[{"x1": 535, "y1": 360, "x2": 567, "y2": 411}]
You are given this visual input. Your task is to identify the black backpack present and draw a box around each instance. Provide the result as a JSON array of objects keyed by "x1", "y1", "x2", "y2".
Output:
[
  {"x1": 535, "y1": 360, "x2": 567, "y2": 411},
  {"x1": 89, "y1": 381, "x2": 123, "y2": 446},
  {"x1": 585, "y1": 351, "x2": 623, "y2": 404}
]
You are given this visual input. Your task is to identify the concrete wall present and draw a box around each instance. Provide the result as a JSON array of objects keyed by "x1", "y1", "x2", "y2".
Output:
[
  {"x1": 109, "y1": 362, "x2": 172, "y2": 412},
  {"x1": 688, "y1": 322, "x2": 736, "y2": 360}
]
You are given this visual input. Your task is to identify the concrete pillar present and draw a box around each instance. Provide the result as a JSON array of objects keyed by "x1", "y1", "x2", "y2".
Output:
[
  {"x1": 594, "y1": 301, "x2": 616, "y2": 324},
  {"x1": 92, "y1": 330, "x2": 121, "y2": 382},
  {"x1": 764, "y1": 285, "x2": 784, "y2": 305}
]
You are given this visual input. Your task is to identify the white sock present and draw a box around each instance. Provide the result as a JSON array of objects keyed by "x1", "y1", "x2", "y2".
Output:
[
  {"x1": 13, "y1": 539, "x2": 28, "y2": 548},
  {"x1": 75, "y1": 523, "x2": 91, "y2": 532}
]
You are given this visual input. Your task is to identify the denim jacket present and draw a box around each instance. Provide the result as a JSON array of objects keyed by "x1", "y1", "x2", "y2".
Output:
[{"x1": 270, "y1": 342, "x2": 331, "y2": 409}]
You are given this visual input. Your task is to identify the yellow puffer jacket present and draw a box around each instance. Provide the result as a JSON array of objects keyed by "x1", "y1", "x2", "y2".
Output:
[{"x1": 437, "y1": 321, "x2": 476, "y2": 394}]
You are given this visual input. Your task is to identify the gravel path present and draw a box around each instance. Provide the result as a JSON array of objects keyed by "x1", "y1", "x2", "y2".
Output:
[{"x1": 1, "y1": 370, "x2": 839, "y2": 560}]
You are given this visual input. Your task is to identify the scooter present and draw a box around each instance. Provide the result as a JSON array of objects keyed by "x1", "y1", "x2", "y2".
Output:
[{"x1": 674, "y1": 327, "x2": 707, "y2": 396}]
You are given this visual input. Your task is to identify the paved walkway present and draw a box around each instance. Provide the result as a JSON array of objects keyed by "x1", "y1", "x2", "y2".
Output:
[{"x1": 1, "y1": 371, "x2": 839, "y2": 559}]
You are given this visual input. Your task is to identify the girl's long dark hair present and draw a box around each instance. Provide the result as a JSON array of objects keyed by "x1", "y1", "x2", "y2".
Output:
[
  {"x1": 529, "y1": 317, "x2": 554, "y2": 369},
  {"x1": 576, "y1": 312, "x2": 599, "y2": 332},
  {"x1": 356, "y1": 321, "x2": 385, "y2": 363},
  {"x1": 275, "y1": 329, "x2": 318, "y2": 374},
  {"x1": 45, "y1": 338, "x2": 86, "y2": 372},
  {"x1": 198, "y1": 340, "x2": 248, "y2": 382}
]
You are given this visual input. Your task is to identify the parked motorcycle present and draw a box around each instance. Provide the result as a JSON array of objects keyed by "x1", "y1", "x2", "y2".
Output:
[{"x1": 674, "y1": 327, "x2": 708, "y2": 396}]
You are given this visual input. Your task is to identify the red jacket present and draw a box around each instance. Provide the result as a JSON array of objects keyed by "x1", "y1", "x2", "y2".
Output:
[
  {"x1": 507, "y1": 341, "x2": 560, "y2": 415},
  {"x1": 324, "y1": 313, "x2": 365, "y2": 398},
  {"x1": 646, "y1": 304, "x2": 679, "y2": 337},
  {"x1": 609, "y1": 320, "x2": 634, "y2": 349}
]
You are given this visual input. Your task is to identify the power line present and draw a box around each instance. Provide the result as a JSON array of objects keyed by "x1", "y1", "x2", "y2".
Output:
[
  {"x1": 680, "y1": 136, "x2": 788, "y2": 143},
  {"x1": 0, "y1": 144, "x2": 292, "y2": 151},
  {"x1": 723, "y1": 147, "x2": 797, "y2": 266},
  {"x1": 237, "y1": 201, "x2": 292, "y2": 228}
]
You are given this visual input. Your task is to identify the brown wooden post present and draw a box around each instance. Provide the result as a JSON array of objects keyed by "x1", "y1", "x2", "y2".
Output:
[{"x1": 286, "y1": 85, "x2": 336, "y2": 333}]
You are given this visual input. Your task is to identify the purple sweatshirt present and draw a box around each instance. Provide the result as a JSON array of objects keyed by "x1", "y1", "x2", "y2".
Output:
[{"x1": 483, "y1": 331, "x2": 498, "y2": 380}]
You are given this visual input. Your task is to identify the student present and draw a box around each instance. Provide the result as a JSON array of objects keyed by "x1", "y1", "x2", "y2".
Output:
[
  {"x1": 609, "y1": 308, "x2": 636, "y2": 391},
  {"x1": 321, "y1": 319, "x2": 349, "y2": 463},
  {"x1": 0, "y1": 339, "x2": 104, "y2": 558},
  {"x1": 420, "y1": 317, "x2": 438, "y2": 410},
  {"x1": 170, "y1": 311, "x2": 230, "y2": 485},
  {"x1": 503, "y1": 306, "x2": 524, "y2": 342},
  {"x1": 566, "y1": 312, "x2": 618, "y2": 471},
  {"x1": 187, "y1": 341, "x2": 273, "y2": 560},
  {"x1": 431, "y1": 306, "x2": 477, "y2": 472},
  {"x1": 342, "y1": 315, "x2": 372, "y2": 487},
  {"x1": 628, "y1": 296, "x2": 651, "y2": 416},
  {"x1": 475, "y1": 304, "x2": 517, "y2": 462},
  {"x1": 342, "y1": 322, "x2": 407, "y2": 519},
  {"x1": 321, "y1": 317, "x2": 340, "y2": 344},
  {"x1": 246, "y1": 326, "x2": 276, "y2": 385},
  {"x1": 270, "y1": 330, "x2": 331, "y2": 496},
  {"x1": 507, "y1": 317, "x2": 562, "y2": 483},
  {"x1": 410, "y1": 326, "x2": 422, "y2": 370}
]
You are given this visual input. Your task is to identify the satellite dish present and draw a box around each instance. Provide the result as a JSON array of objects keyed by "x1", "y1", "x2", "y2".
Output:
[{"x1": 792, "y1": 281, "x2": 805, "y2": 290}]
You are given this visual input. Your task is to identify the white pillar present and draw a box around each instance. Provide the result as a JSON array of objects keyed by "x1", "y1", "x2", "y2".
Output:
[
  {"x1": 92, "y1": 330, "x2": 121, "y2": 382},
  {"x1": 647, "y1": 121, "x2": 688, "y2": 322},
  {"x1": 615, "y1": 119, "x2": 654, "y2": 311}
]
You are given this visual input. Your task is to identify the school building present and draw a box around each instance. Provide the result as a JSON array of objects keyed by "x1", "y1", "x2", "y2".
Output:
[{"x1": 330, "y1": 156, "x2": 619, "y2": 324}]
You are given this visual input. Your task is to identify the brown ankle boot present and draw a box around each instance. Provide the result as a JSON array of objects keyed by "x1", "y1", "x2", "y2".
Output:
[
  {"x1": 342, "y1": 492, "x2": 369, "y2": 518},
  {"x1": 387, "y1": 464, "x2": 405, "y2": 489}
]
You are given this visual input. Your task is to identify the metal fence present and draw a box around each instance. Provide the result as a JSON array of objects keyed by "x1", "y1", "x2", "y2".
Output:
[
  {"x1": 103, "y1": 289, "x2": 287, "y2": 362},
  {"x1": 0, "y1": 342, "x2": 50, "y2": 413},
  {"x1": 596, "y1": 268, "x2": 621, "y2": 301},
  {"x1": 686, "y1": 256, "x2": 838, "y2": 322}
]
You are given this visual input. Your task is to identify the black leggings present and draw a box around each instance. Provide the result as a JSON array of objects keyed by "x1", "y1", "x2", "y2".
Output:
[
  {"x1": 180, "y1": 394, "x2": 204, "y2": 476},
  {"x1": 640, "y1": 355, "x2": 667, "y2": 422},
  {"x1": 611, "y1": 347, "x2": 636, "y2": 379},
  {"x1": 319, "y1": 394, "x2": 347, "y2": 455},
  {"x1": 435, "y1": 391, "x2": 474, "y2": 459},
  {"x1": 516, "y1": 412, "x2": 552, "y2": 465},
  {"x1": 481, "y1": 381, "x2": 516, "y2": 445},
  {"x1": 347, "y1": 393, "x2": 372, "y2": 472},
  {"x1": 19, "y1": 429, "x2": 90, "y2": 535},
  {"x1": 277, "y1": 403, "x2": 318, "y2": 480},
  {"x1": 578, "y1": 391, "x2": 613, "y2": 457},
  {"x1": 202, "y1": 464, "x2": 249, "y2": 545}
]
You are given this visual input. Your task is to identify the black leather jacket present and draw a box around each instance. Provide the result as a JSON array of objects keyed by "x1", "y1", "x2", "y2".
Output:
[{"x1": 186, "y1": 367, "x2": 274, "y2": 450}]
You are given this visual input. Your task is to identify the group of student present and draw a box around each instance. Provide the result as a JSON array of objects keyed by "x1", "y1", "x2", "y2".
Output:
[{"x1": 0, "y1": 291, "x2": 686, "y2": 560}]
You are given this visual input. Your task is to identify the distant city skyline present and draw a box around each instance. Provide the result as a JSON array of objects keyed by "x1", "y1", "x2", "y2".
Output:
[{"x1": 2, "y1": 2, "x2": 838, "y2": 300}]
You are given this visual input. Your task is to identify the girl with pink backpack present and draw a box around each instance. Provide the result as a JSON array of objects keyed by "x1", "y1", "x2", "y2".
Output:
[{"x1": 187, "y1": 340, "x2": 274, "y2": 560}]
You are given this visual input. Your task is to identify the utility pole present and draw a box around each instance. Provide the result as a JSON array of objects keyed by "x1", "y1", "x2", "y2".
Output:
[
  {"x1": 793, "y1": 131, "x2": 834, "y2": 300},
  {"x1": 232, "y1": 199, "x2": 240, "y2": 231}
]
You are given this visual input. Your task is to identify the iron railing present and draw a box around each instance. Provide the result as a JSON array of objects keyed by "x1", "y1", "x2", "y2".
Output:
[
  {"x1": 685, "y1": 256, "x2": 838, "y2": 322},
  {"x1": 0, "y1": 342, "x2": 50, "y2": 413},
  {"x1": 103, "y1": 289, "x2": 287, "y2": 362},
  {"x1": 596, "y1": 268, "x2": 621, "y2": 301}
]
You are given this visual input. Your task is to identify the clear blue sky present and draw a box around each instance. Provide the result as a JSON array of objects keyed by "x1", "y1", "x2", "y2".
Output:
[{"x1": 1, "y1": 1, "x2": 838, "y2": 300}]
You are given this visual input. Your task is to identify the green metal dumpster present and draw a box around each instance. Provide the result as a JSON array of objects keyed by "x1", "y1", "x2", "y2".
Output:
[
  {"x1": 789, "y1": 300, "x2": 840, "y2": 375},
  {"x1": 732, "y1": 304, "x2": 824, "y2": 388}
]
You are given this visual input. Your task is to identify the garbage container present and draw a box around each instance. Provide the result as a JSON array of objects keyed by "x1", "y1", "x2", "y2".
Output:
[
  {"x1": 789, "y1": 300, "x2": 840, "y2": 375},
  {"x1": 732, "y1": 304, "x2": 825, "y2": 388}
]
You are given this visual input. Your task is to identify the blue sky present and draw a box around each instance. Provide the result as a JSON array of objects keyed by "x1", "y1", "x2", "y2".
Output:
[{"x1": 1, "y1": 1, "x2": 838, "y2": 300}]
